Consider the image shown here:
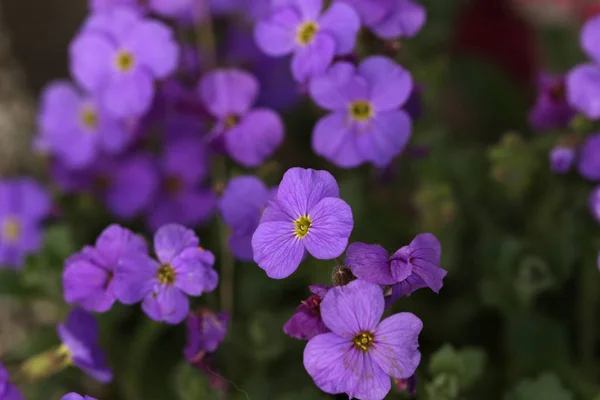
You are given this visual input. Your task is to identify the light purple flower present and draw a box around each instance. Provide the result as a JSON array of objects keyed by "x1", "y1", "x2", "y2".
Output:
[
  {"x1": 304, "y1": 280, "x2": 422, "y2": 400},
  {"x1": 549, "y1": 146, "x2": 575, "y2": 175},
  {"x1": 88, "y1": 0, "x2": 140, "y2": 13},
  {"x1": 70, "y1": 7, "x2": 179, "y2": 117},
  {"x1": 63, "y1": 224, "x2": 148, "y2": 313},
  {"x1": 345, "y1": 234, "x2": 446, "y2": 306},
  {"x1": 0, "y1": 362, "x2": 23, "y2": 400},
  {"x1": 369, "y1": 0, "x2": 426, "y2": 40},
  {"x1": 52, "y1": 153, "x2": 159, "y2": 220},
  {"x1": 37, "y1": 81, "x2": 131, "y2": 168},
  {"x1": 0, "y1": 179, "x2": 50, "y2": 268},
  {"x1": 529, "y1": 73, "x2": 575, "y2": 131},
  {"x1": 219, "y1": 176, "x2": 275, "y2": 261},
  {"x1": 252, "y1": 168, "x2": 353, "y2": 279},
  {"x1": 283, "y1": 284, "x2": 330, "y2": 340},
  {"x1": 114, "y1": 224, "x2": 218, "y2": 324},
  {"x1": 61, "y1": 394, "x2": 97, "y2": 400},
  {"x1": 566, "y1": 64, "x2": 600, "y2": 119},
  {"x1": 336, "y1": 0, "x2": 393, "y2": 27},
  {"x1": 184, "y1": 309, "x2": 230, "y2": 364},
  {"x1": 199, "y1": 69, "x2": 284, "y2": 167},
  {"x1": 146, "y1": 136, "x2": 216, "y2": 231},
  {"x1": 590, "y1": 186, "x2": 600, "y2": 223},
  {"x1": 254, "y1": 0, "x2": 360, "y2": 82},
  {"x1": 309, "y1": 56, "x2": 413, "y2": 168},
  {"x1": 578, "y1": 133, "x2": 600, "y2": 181},
  {"x1": 58, "y1": 308, "x2": 112, "y2": 382}
]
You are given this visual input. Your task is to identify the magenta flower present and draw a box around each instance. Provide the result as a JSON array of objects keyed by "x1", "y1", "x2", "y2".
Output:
[
  {"x1": 58, "y1": 308, "x2": 112, "y2": 382},
  {"x1": 0, "y1": 362, "x2": 23, "y2": 400},
  {"x1": 252, "y1": 168, "x2": 353, "y2": 279},
  {"x1": 549, "y1": 146, "x2": 575, "y2": 175},
  {"x1": 304, "y1": 280, "x2": 422, "y2": 400},
  {"x1": 218, "y1": 176, "x2": 275, "y2": 261},
  {"x1": 578, "y1": 133, "x2": 600, "y2": 181},
  {"x1": 114, "y1": 224, "x2": 218, "y2": 324},
  {"x1": 37, "y1": 81, "x2": 131, "y2": 168},
  {"x1": 63, "y1": 225, "x2": 148, "y2": 313},
  {"x1": 61, "y1": 394, "x2": 97, "y2": 400},
  {"x1": 590, "y1": 186, "x2": 600, "y2": 223},
  {"x1": 0, "y1": 178, "x2": 50, "y2": 268},
  {"x1": 283, "y1": 284, "x2": 330, "y2": 340},
  {"x1": 529, "y1": 73, "x2": 574, "y2": 131},
  {"x1": 184, "y1": 309, "x2": 230, "y2": 364},
  {"x1": 199, "y1": 69, "x2": 284, "y2": 167},
  {"x1": 345, "y1": 234, "x2": 446, "y2": 306},
  {"x1": 309, "y1": 56, "x2": 413, "y2": 168},
  {"x1": 254, "y1": 0, "x2": 360, "y2": 82},
  {"x1": 70, "y1": 7, "x2": 179, "y2": 117}
]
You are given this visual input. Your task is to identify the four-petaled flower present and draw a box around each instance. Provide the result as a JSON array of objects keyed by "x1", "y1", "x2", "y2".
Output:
[
  {"x1": 114, "y1": 224, "x2": 218, "y2": 324},
  {"x1": 304, "y1": 280, "x2": 422, "y2": 400},
  {"x1": 309, "y1": 56, "x2": 413, "y2": 168},
  {"x1": 252, "y1": 168, "x2": 353, "y2": 279}
]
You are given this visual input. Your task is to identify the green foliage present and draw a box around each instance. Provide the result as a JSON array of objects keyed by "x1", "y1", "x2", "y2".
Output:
[{"x1": 504, "y1": 373, "x2": 574, "y2": 400}]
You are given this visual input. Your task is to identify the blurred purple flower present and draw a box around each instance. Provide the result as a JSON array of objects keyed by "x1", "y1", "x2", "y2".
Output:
[
  {"x1": 578, "y1": 133, "x2": 600, "y2": 180},
  {"x1": 70, "y1": 7, "x2": 179, "y2": 117},
  {"x1": 283, "y1": 284, "x2": 330, "y2": 340},
  {"x1": 394, "y1": 375, "x2": 418, "y2": 397},
  {"x1": 345, "y1": 234, "x2": 446, "y2": 307},
  {"x1": 199, "y1": 69, "x2": 284, "y2": 167},
  {"x1": 309, "y1": 56, "x2": 413, "y2": 168},
  {"x1": 114, "y1": 224, "x2": 218, "y2": 324},
  {"x1": 146, "y1": 136, "x2": 215, "y2": 231},
  {"x1": 61, "y1": 394, "x2": 97, "y2": 400},
  {"x1": 52, "y1": 153, "x2": 159, "y2": 220},
  {"x1": 0, "y1": 179, "x2": 50, "y2": 268},
  {"x1": 303, "y1": 280, "x2": 422, "y2": 400},
  {"x1": 0, "y1": 362, "x2": 23, "y2": 400},
  {"x1": 549, "y1": 146, "x2": 575, "y2": 174},
  {"x1": 370, "y1": 0, "x2": 426, "y2": 39},
  {"x1": 336, "y1": 0, "x2": 393, "y2": 26},
  {"x1": 252, "y1": 168, "x2": 353, "y2": 279},
  {"x1": 254, "y1": 0, "x2": 360, "y2": 82},
  {"x1": 184, "y1": 309, "x2": 230, "y2": 364},
  {"x1": 529, "y1": 73, "x2": 574, "y2": 131},
  {"x1": 590, "y1": 186, "x2": 600, "y2": 223},
  {"x1": 63, "y1": 224, "x2": 148, "y2": 313},
  {"x1": 58, "y1": 308, "x2": 112, "y2": 382},
  {"x1": 88, "y1": 0, "x2": 141, "y2": 13},
  {"x1": 37, "y1": 81, "x2": 131, "y2": 168}
]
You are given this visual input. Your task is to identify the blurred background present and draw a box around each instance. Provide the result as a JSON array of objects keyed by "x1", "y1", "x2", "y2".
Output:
[{"x1": 1, "y1": 0, "x2": 600, "y2": 399}]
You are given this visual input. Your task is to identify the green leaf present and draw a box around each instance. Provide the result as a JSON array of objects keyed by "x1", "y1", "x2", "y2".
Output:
[
  {"x1": 174, "y1": 362, "x2": 220, "y2": 400},
  {"x1": 429, "y1": 344, "x2": 487, "y2": 390},
  {"x1": 504, "y1": 373, "x2": 574, "y2": 400}
]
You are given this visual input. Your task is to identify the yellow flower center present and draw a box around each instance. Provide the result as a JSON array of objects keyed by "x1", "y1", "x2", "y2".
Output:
[
  {"x1": 224, "y1": 114, "x2": 240, "y2": 130},
  {"x1": 296, "y1": 21, "x2": 319, "y2": 45},
  {"x1": 353, "y1": 331, "x2": 374, "y2": 352},
  {"x1": 2, "y1": 217, "x2": 21, "y2": 242},
  {"x1": 157, "y1": 264, "x2": 176, "y2": 285},
  {"x1": 349, "y1": 100, "x2": 374, "y2": 122},
  {"x1": 114, "y1": 49, "x2": 136, "y2": 73},
  {"x1": 79, "y1": 104, "x2": 98, "y2": 130},
  {"x1": 293, "y1": 215, "x2": 312, "y2": 238}
]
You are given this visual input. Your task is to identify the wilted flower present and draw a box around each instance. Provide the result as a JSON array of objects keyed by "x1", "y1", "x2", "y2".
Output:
[
  {"x1": 529, "y1": 73, "x2": 574, "y2": 131},
  {"x1": 184, "y1": 309, "x2": 230, "y2": 364},
  {"x1": 549, "y1": 145, "x2": 575, "y2": 174},
  {"x1": 252, "y1": 168, "x2": 353, "y2": 279},
  {"x1": 114, "y1": 224, "x2": 218, "y2": 324},
  {"x1": 304, "y1": 280, "x2": 422, "y2": 400},
  {"x1": 283, "y1": 284, "x2": 330, "y2": 340}
]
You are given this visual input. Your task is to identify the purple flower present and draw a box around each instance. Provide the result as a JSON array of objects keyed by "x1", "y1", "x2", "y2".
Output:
[
  {"x1": 199, "y1": 69, "x2": 284, "y2": 167},
  {"x1": 70, "y1": 8, "x2": 179, "y2": 117},
  {"x1": 0, "y1": 362, "x2": 23, "y2": 400},
  {"x1": 336, "y1": 0, "x2": 393, "y2": 27},
  {"x1": 184, "y1": 309, "x2": 230, "y2": 364},
  {"x1": 283, "y1": 284, "x2": 330, "y2": 340},
  {"x1": 61, "y1": 394, "x2": 97, "y2": 400},
  {"x1": 394, "y1": 375, "x2": 418, "y2": 397},
  {"x1": 53, "y1": 153, "x2": 159, "y2": 220},
  {"x1": 303, "y1": 280, "x2": 422, "y2": 400},
  {"x1": 590, "y1": 186, "x2": 600, "y2": 223},
  {"x1": 254, "y1": 0, "x2": 360, "y2": 82},
  {"x1": 146, "y1": 137, "x2": 215, "y2": 231},
  {"x1": 345, "y1": 234, "x2": 446, "y2": 305},
  {"x1": 309, "y1": 56, "x2": 413, "y2": 168},
  {"x1": 114, "y1": 224, "x2": 218, "y2": 324},
  {"x1": 0, "y1": 179, "x2": 50, "y2": 268},
  {"x1": 63, "y1": 224, "x2": 148, "y2": 313},
  {"x1": 529, "y1": 73, "x2": 575, "y2": 131},
  {"x1": 219, "y1": 176, "x2": 275, "y2": 261},
  {"x1": 37, "y1": 81, "x2": 131, "y2": 168},
  {"x1": 578, "y1": 133, "x2": 600, "y2": 181},
  {"x1": 252, "y1": 168, "x2": 353, "y2": 279},
  {"x1": 88, "y1": 0, "x2": 140, "y2": 13},
  {"x1": 549, "y1": 146, "x2": 575, "y2": 175},
  {"x1": 369, "y1": 0, "x2": 426, "y2": 40},
  {"x1": 58, "y1": 308, "x2": 112, "y2": 382}
]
